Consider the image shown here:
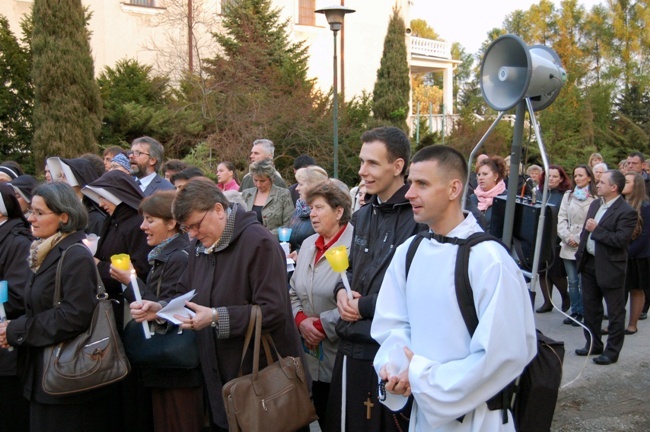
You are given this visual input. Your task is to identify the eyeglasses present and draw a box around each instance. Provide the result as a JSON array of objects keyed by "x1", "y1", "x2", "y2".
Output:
[
  {"x1": 180, "y1": 210, "x2": 209, "y2": 234},
  {"x1": 128, "y1": 150, "x2": 150, "y2": 157},
  {"x1": 27, "y1": 210, "x2": 56, "y2": 218}
]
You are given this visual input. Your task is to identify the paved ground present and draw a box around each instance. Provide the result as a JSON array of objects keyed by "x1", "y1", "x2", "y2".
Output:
[
  {"x1": 312, "y1": 287, "x2": 650, "y2": 432},
  {"x1": 533, "y1": 288, "x2": 650, "y2": 431}
]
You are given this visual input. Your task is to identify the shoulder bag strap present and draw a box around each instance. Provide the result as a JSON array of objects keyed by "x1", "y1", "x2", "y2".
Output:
[
  {"x1": 237, "y1": 304, "x2": 260, "y2": 376},
  {"x1": 55, "y1": 243, "x2": 104, "y2": 305},
  {"x1": 405, "y1": 233, "x2": 427, "y2": 280}
]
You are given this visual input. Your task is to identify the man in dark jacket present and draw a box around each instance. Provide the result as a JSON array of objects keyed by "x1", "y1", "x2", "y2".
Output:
[
  {"x1": 326, "y1": 127, "x2": 425, "y2": 432},
  {"x1": 129, "y1": 136, "x2": 175, "y2": 196}
]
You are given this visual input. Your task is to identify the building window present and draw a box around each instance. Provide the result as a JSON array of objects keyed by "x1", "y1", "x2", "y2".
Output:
[
  {"x1": 128, "y1": 0, "x2": 156, "y2": 7},
  {"x1": 298, "y1": 0, "x2": 315, "y2": 26}
]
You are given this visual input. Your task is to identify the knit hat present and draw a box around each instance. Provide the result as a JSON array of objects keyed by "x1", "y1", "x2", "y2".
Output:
[{"x1": 111, "y1": 153, "x2": 131, "y2": 172}]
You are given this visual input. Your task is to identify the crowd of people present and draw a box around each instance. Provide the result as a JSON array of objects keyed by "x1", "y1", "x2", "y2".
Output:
[{"x1": 0, "y1": 130, "x2": 647, "y2": 432}]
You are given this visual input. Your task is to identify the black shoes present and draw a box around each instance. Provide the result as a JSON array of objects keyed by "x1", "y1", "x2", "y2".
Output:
[
  {"x1": 536, "y1": 304, "x2": 553, "y2": 313},
  {"x1": 563, "y1": 313, "x2": 583, "y2": 326},
  {"x1": 575, "y1": 346, "x2": 603, "y2": 356},
  {"x1": 593, "y1": 355, "x2": 616, "y2": 365}
]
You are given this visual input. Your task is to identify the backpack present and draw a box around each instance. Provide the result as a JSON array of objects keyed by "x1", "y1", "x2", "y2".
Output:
[{"x1": 405, "y1": 231, "x2": 564, "y2": 432}]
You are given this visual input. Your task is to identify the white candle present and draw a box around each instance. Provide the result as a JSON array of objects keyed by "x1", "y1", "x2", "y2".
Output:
[
  {"x1": 340, "y1": 273, "x2": 353, "y2": 301},
  {"x1": 130, "y1": 271, "x2": 151, "y2": 339}
]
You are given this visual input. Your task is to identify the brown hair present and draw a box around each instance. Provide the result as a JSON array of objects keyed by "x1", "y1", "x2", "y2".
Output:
[
  {"x1": 625, "y1": 172, "x2": 648, "y2": 239},
  {"x1": 305, "y1": 180, "x2": 352, "y2": 225},
  {"x1": 172, "y1": 177, "x2": 229, "y2": 224},
  {"x1": 140, "y1": 191, "x2": 179, "y2": 230},
  {"x1": 477, "y1": 156, "x2": 507, "y2": 182}
]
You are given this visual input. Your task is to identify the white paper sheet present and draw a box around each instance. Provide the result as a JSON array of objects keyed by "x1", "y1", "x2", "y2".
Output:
[{"x1": 156, "y1": 290, "x2": 197, "y2": 325}]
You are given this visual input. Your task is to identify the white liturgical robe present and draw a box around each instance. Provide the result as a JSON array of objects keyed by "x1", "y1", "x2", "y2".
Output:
[{"x1": 372, "y1": 214, "x2": 537, "y2": 432}]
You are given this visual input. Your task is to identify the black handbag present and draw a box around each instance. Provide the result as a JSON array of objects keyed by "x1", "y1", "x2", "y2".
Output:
[
  {"x1": 122, "y1": 262, "x2": 199, "y2": 369},
  {"x1": 42, "y1": 244, "x2": 130, "y2": 396}
]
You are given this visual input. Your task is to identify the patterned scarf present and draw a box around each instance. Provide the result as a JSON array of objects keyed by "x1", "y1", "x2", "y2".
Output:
[
  {"x1": 295, "y1": 199, "x2": 311, "y2": 218},
  {"x1": 196, "y1": 206, "x2": 236, "y2": 255},
  {"x1": 572, "y1": 186, "x2": 590, "y2": 201},
  {"x1": 148, "y1": 233, "x2": 181, "y2": 265},
  {"x1": 28, "y1": 232, "x2": 69, "y2": 272}
]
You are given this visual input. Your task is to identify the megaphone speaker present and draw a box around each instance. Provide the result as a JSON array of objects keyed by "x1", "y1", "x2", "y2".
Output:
[{"x1": 480, "y1": 34, "x2": 566, "y2": 112}]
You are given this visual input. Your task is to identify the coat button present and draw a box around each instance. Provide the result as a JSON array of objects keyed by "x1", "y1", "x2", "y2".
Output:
[{"x1": 17, "y1": 336, "x2": 24, "y2": 342}]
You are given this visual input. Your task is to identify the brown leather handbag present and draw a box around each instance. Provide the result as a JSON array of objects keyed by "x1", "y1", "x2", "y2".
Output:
[
  {"x1": 222, "y1": 305, "x2": 317, "y2": 432},
  {"x1": 42, "y1": 244, "x2": 131, "y2": 395}
]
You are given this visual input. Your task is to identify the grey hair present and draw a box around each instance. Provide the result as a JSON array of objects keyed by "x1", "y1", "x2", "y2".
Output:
[
  {"x1": 252, "y1": 139, "x2": 275, "y2": 158},
  {"x1": 249, "y1": 159, "x2": 276, "y2": 180},
  {"x1": 33, "y1": 182, "x2": 88, "y2": 233},
  {"x1": 593, "y1": 162, "x2": 608, "y2": 171},
  {"x1": 133, "y1": 136, "x2": 165, "y2": 172}
]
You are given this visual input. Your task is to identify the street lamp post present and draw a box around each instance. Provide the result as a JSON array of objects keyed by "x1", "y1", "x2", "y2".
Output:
[{"x1": 315, "y1": 5, "x2": 355, "y2": 179}]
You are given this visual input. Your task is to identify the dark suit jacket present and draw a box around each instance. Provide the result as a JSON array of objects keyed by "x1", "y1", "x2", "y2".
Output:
[
  {"x1": 576, "y1": 196, "x2": 637, "y2": 288},
  {"x1": 143, "y1": 173, "x2": 175, "y2": 196}
]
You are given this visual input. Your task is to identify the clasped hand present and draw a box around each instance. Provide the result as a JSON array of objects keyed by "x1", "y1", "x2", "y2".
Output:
[
  {"x1": 336, "y1": 289, "x2": 361, "y2": 322},
  {"x1": 0, "y1": 321, "x2": 10, "y2": 349},
  {"x1": 378, "y1": 346, "x2": 414, "y2": 397}
]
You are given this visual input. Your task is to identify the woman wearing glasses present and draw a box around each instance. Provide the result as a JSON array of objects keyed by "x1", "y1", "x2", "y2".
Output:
[
  {"x1": 131, "y1": 178, "x2": 306, "y2": 431},
  {"x1": 0, "y1": 182, "x2": 113, "y2": 432}
]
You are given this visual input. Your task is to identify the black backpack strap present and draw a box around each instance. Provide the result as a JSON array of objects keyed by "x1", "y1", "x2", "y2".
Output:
[
  {"x1": 453, "y1": 232, "x2": 503, "y2": 336},
  {"x1": 404, "y1": 232, "x2": 429, "y2": 279}
]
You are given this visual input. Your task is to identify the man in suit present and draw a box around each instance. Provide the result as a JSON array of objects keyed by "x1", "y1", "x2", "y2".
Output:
[
  {"x1": 129, "y1": 136, "x2": 175, "y2": 196},
  {"x1": 575, "y1": 170, "x2": 637, "y2": 365}
]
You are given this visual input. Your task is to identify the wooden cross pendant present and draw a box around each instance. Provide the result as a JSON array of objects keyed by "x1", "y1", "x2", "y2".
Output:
[{"x1": 364, "y1": 395, "x2": 374, "y2": 420}]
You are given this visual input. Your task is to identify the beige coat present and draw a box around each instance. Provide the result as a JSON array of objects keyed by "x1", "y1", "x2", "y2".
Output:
[
  {"x1": 241, "y1": 184, "x2": 294, "y2": 239},
  {"x1": 557, "y1": 191, "x2": 596, "y2": 260},
  {"x1": 289, "y1": 223, "x2": 354, "y2": 383}
]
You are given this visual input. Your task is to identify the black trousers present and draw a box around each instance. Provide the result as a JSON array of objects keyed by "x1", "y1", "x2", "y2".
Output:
[{"x1": 581, "y1": 254, "x2": 626, "y2": 360}]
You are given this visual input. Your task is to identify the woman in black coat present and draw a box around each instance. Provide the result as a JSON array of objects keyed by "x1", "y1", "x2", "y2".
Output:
[
  {"x1": 0, "y1": 184, "x2": 32, "y2": 431},
  {"x1": 83, "y1": 170, "x2": 150, "y2": 329},
  {"x1": 0, "y1": 182, "x2": 113, "y2": 432},
  {"x1": 112, "y1": 191, "x2": 204, "y2": 432}
]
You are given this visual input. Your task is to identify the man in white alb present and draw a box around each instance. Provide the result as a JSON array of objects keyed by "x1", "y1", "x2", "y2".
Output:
[{"x1": 372, "y1": 145, "x2": 537, "y2": 431}]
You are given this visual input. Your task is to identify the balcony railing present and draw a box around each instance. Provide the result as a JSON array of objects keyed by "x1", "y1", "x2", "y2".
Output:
[
  {"x1": 128, "y1": 0, "x2": 156, "y2": 7},
  {"x1": 411, "y1": 37, "x2": 452, "y2": 59}
]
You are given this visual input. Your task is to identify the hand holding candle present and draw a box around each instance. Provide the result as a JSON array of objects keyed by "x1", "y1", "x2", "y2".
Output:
[
  {"x1": 324, "y1": 245, "x2": 353, "y2": 300},
  {"x1": 130, "y1": 270, "x2": 151, "y2": 339}
]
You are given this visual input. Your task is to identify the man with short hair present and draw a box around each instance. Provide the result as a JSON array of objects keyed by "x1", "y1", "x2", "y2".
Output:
[
  {"x1": 102, "y1": 146, "x2": 125, "y2": 172},
  {"x1": 326, "y1": 126, "x2": 424, "y2": 432},
  {"x1": 371, "y1": 145, "x2": 536, "y2": 431},
  {"x1": 238, "y1": 139, "x2": 287, "y2": 191},
  {"x1": 161, "y1": 159, "x2": 189, "y2": 180},
  {"x1": 575, "y1": 170, "x2": 637, "y2": 365},
  {"x1": 129, "y1": 136, "x2": 175, "y2": 196},
  {"x1": 625, "y1": 151, "x2": 650, "y2": 197}
]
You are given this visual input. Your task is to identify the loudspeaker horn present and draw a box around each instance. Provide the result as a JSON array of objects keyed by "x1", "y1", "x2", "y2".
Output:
[{"x1": 480, "y1": 34, "x2": 566, "y2": 112}]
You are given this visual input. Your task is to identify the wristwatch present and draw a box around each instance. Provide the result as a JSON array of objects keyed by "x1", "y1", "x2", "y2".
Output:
[{"x1": 211, "y1": 307, "x2": 218, "y2": 328}]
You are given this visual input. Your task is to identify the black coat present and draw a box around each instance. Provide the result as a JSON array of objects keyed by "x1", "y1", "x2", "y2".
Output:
[
  {"x1": 6, "y1": 231, "x2": 109, "y2": 404},
  {"x1": 0, "y1": 218, "x2": 32, "y2": 376},
  {"x1": 335, "y1": 184, "x2": 426, "y2": 360},
  {"x1": 576, "y1": 197, "x2": 638, "y2": 288},
  {"x1": 124, "y1": 234, "x2": 202, "y2": 389},
  {"x1": 95, "y1": 204, "x2": 150, "y2": 329}
]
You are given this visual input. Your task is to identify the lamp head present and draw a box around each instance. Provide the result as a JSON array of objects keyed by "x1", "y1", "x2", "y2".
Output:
[{"x1": 315, "y1": 5, "x2": 356, "y2": 32}]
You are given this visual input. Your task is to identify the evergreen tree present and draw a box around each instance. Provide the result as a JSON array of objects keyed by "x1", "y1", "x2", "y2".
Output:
[
  {"x1": 198, "y1": 0, "x2": 327, "y2": 176},
  {"x1": 0, "y1": 15, "x2": 33, "y2": 168},
  {"x1": 31, "y1": 0, "x2": 102, "y2": 170},
  {"x1": 97, "y1": 59, "x2": 171, "y2": 146},
  {"x1": 372, "y1": 7, "x2": 410, "y2": 131}
]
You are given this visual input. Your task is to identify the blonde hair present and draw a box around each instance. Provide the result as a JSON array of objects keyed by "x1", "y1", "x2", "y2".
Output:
[{"x1": 295, "y1": 166, "x2": 328, "y2": 186}]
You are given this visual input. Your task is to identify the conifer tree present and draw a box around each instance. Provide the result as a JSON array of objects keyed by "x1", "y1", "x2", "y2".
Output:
[
  {"x1": 0, "y1": 15, "x2": 32, "y2": 167},
  {"x1": 372, "y1": 7, "x2": 410, "y2": 132},
  {"x1": 31, "y1": 0, "x2": 102, "y2": 169}
]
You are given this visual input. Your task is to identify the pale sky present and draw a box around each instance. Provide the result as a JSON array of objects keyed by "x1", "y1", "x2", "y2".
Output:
[{"x1": 411, "y1": 0, "x2": 604, "y2": 55}]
